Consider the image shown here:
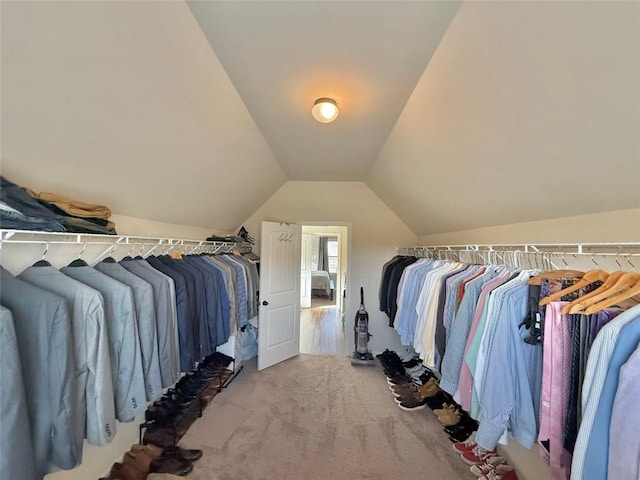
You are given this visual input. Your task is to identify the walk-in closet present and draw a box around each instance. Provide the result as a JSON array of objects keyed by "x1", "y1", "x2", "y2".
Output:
[{"x1": 1, "y1": 1, "x2": 638, "y2": 479}]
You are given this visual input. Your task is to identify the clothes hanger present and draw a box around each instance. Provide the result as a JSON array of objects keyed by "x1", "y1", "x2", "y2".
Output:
[
  {"x1": 582, "y1": 273, "x2": 640, "y2": 314},
  {"x1": 32, "y1": 241, "x2": 52, "y2": 267},
  {"x1": 121, "y1": 243, "x2": 136, "y2": 262},
  {"x1": 67, "y1": 242, "x2": 89, "y2": 267},
  {"x1": 528, "y1": 253, "x2": 584, "y2": 286},
  {"x1": 563, "y1": 255, "x2": 627, "y2": 313},
  {"x1": 563, "y1": 270, "x2": 625, "y2": 313},
  {"x1": 539, "y1": 255, "x2": 609, "y2": 306},
  {"x1": 101, "y1": 243, "x2": 118, "y2": 263}
]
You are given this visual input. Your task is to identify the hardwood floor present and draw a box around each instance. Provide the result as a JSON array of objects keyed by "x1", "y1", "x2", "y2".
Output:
[{"x1": 300, "y1": 303, "x2": 345, "y2": 355}]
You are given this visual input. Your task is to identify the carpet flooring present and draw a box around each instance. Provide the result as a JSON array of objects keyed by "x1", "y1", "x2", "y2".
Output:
[{"x1": 180, "y1": 354, "x2": 473, "y2": 480}]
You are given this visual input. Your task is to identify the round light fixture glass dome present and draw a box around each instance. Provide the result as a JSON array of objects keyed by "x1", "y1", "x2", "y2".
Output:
[{"x1": 312, "y1": 97, "x2": 339, "y2": 123}]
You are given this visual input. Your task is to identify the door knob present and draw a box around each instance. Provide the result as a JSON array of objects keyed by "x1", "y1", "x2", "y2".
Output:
[{"x1": 262, "y1": 301, "x2": 269, "y2": 306}]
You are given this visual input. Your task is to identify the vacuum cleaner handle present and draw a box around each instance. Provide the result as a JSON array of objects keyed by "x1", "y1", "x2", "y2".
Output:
[{"x1": 360, "y1": 286, "x2": 365, "y2": 308}]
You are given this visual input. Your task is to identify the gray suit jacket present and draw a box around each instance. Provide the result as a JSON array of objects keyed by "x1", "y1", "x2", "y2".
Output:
[
  {"x1": 121, "y1": 258, "x2": 180, "y2": 387},
  {"x1": 95, "y1": 260, "x2": 163, "y2": 401},
  {"x1": 20, "y1": 265, "x2": 117, "y2": 446},
  {"x1": 61, "y1": 265, "x2": 146, "y2": 422},
  {"x1": 0, "y1": 268, "x2": 79, "y2": 478},
  {"x1": 0, "y1": 306, "x2": 37, "y2": 480}
]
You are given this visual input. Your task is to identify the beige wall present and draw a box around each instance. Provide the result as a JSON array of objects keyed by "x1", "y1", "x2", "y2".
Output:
[
  {"x1": 417, "y1": 208, "x2": 640, "y2": 245},
  {"x1": 241, "y1": 181, "x2": 418, "y2": 354}
]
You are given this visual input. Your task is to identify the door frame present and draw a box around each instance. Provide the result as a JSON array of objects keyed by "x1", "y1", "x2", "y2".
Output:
[{"x1": 299, "y1": 221, "x2": 352, "y2": 356}]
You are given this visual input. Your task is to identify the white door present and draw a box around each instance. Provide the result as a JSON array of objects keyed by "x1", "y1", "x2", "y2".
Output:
[
  {"x1": 300, "y1": 234, "x2": 312, "y2": 308},
  {"x1": 258, "y1": 221, "x2": 302, "y2": 370}
]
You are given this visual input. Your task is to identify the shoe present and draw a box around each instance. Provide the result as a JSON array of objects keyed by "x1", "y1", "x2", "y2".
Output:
[
  {"x1": 470, "y1": 459, "x2": 510, "y2": 477},
  {"x1": 390, "y1": 382, "x2": 419, "y2": 397},
  {"x1": 416, "y1": 379, "x2": 439, "y2": 397},
  {"x1": 143, "y1": 427, "x2": 176, "y2": 448},
  {"x1": 396, "y1": 391, "x2": 427, "y2": 411},
  {"x1": 150, "y1": 456, "x2": 194, "y2": 476},
  {"x1": 434, "y1": 403, "x2": 458, "y2": 417},
  {"x1": 479, "y1": 467, "x2": 518, "y2": 480},
  {"x1": 452, "y1": 433, "x2": 477, "y2": 453},
  {"x1": 445, "y1": 416, "x2": 478, "y2": 438},
  {"x1": 124, "y1": 450, "x2": 155, "y2": 473},
  {"x1": 461, "y1": 445, "x2": 499, "y2": 466},
  {"x1": 437, "y1": 411, "x2": 462, "y2": 427},
  {"x1": 131, "y1": 443, "x2": 163, "y2": 459},
  {"x1": 387, "y1": 374, "x2": 413, "y2": 386},
  {"x1": 163, "y1": 446, "x2": 203, "y2": 462},
  {"x1": 425, "y1": 391, "x2": 452, "y2": 410},
  {"x1": 109, "y1": 462, "x2": 147, "y2": 480}
]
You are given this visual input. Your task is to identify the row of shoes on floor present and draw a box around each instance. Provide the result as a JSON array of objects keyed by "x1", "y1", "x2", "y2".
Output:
[
  {"x1": 377, "y1": 349, "x2": 518, "y2": 480},
  {"x1": 99, "y1": 443, "x2": 203, "y2": 479},
  {"x1": 453, "y1": 433, "x2": 518, "y2": 480},
  {"x1": 145, "y1": 352, "x2": 234, "y2": 426},
  {"x1": 377, "y1": 349, "x2": 478, "y2": 442}
]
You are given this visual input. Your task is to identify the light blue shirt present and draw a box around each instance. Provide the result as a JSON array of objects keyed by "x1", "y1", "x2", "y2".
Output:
[
  {"x1": 394, "y1": 259, "x2": 437, "y2": 345},
  {"x1": 475, "y1": 280, "x2": 542, "y2": 450},
  {"x1": 582, "y1": 315, "x2": 640, "y2": 480},
  {"x1": 608, "y1": 342, "x2": 640, "y2": 480},
  {"x1": 570, "y1": 304, "x2": 640, "y2": 480}
]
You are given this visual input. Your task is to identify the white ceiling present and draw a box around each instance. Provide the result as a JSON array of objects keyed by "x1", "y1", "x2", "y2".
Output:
[
  {"x1": 187, "y1": 1, "x2": 460, "y2": 180},
  {"x1": 1, "y1": 1, "x2": 639, "y2": 235}
]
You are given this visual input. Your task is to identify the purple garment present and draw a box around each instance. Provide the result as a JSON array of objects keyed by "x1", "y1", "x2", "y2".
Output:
[{"x1": 539, "y1": 302, "x2": 572, "y2": 479}]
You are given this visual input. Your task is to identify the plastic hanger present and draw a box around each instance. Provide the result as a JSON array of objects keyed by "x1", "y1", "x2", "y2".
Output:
[
  {"x1": 582, "y1": 273, "x2": 640, "y2": 314},
  {"x1": 32, "y1": 241, "x2": 52, "y2": 267},
  {"x1": 67, "y1": 242, "x2": 88, "y2": 267},
  {"x1": 539, "y1": 268, "x2": 609, "y2": 306}
]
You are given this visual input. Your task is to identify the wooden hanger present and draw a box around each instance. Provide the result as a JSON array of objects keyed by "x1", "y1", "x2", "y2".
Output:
[
  {"x1": 528, "y1": 269, "x2": 584, "y2": 286},
  {"x1": 582, "y1": 273, "x2": 640, "y2": 314},
  {"x1": 562, "y1": 271, "x2": 626, "y2": 314},
  {"x1": 538, "y1": 269, "x2": 610, "y2": 306}
]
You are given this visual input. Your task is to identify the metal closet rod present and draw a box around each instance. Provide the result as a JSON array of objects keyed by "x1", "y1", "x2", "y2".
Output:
[
  {"x1": 0, "y1": 229, "x2": 252, "y2": 263},
  {"x1": 399, "y1": 242, "x2": 640, "y2": 254}
]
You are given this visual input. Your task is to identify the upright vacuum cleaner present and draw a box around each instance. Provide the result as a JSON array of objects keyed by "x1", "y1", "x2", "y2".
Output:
[{"x1": 351, "y1": 287, "x2": 375, "y2": 366}]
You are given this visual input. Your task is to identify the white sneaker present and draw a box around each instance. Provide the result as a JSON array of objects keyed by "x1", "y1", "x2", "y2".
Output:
[{"x1": 469, "y1": 458, "x2": 509, "y2": 477}]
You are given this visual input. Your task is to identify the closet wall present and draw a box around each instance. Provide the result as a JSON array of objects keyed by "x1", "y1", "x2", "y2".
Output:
[
  {"x1": 417, "y1": 208, "x2": 640, "y2": 245},
  {"x1": 242, "y1": 181, "x2": 418, "y2": 354}
]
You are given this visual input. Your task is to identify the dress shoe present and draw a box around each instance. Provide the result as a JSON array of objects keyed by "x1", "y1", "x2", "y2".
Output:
[
  {"x1": 123, "y1": 449, "x2": 155, "y2": 474},
  {"x1": 109, "y1": 462, "x2": 147, "y2": 480},
  {"x1": 150, "y1": 456, "x2": 194, "y2": 476},
  {"x1": 131, "y1": 442, "x2": 163, "y2": 459},
  {"x1": 163, "y1": 446, "x2": 203, "y2": 462}
]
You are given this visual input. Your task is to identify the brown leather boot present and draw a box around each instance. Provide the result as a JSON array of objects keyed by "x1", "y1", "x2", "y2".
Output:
[
  {"x1": 150, "y1": 456, "x2": 194, "y2": 476},
  {"x1": 123, "y1": 449, "x2": 155, "y2": 474},
  {"x1": 131, "y1": 442, "x2": 164, "y2": 459},
  {"x1": 109, "y1": 462, "x2": 147, "y2": 480}
]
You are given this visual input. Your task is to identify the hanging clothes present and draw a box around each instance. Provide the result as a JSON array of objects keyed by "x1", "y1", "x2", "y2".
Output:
[
  {"x1": 19, "y1": 264, "x2": 116, "y2": 446},
  {"x1": 0, "y1": 268, "x2": 79, "y2": 479},
  {"x1": 0, "y1": 306, "x2": 36, "y2": 480}
]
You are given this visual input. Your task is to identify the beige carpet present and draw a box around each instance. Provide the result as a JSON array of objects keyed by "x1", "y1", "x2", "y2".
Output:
[{"x1": 180, "y1": 355, "x2": 473, "y2": 480}]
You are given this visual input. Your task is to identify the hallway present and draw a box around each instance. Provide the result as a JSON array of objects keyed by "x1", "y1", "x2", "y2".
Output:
[{"x1": 300, "y1": 298, "x2": 345, "y2": 355}]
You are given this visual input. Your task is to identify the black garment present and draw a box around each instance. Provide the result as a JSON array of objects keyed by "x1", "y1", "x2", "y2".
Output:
[
  {"x1": 386, "y1": 257, "x2": 419, "y2": 326},
  {"x1": 379, "y1": 256, "x2": 403, "y2": 312},
  {"x1": 183, "y1": 256, "x2": 223, "y2": 350},
  {"x1": 564, "y1": 314, "x2": 582, "y2": 453},
  {"x1": 521, "y1": 284, "x2": 542, "y2": 344}
]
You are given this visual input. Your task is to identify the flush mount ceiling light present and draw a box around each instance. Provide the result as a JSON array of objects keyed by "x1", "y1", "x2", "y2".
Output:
[{"x1": 312, "y1": 97, "x2": 339, "y2": 123}]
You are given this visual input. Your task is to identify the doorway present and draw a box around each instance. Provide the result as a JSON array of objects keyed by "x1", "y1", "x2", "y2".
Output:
[{"x1": 299, "y1": 224, "x2": 348, "y2": 355}]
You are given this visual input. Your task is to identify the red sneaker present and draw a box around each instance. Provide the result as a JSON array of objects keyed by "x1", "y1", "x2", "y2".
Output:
[{"x1": 460, "y1": 445, "x2": 499, "y2": 465}]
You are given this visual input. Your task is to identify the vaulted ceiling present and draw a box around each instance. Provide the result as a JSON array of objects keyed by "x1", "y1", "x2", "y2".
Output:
[{"x1": 1, "y1": 1, "x2": 638, "y2": 235}]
